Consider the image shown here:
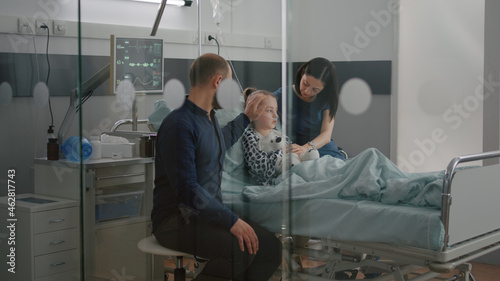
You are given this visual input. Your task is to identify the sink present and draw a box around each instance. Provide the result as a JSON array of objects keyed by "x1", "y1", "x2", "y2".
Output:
[{"x1": 106, "y1": 131, "x2": 156, "y2": 141}]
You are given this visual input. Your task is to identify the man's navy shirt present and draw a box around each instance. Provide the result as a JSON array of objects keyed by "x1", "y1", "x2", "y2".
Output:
[{"x1": 152, "y1": 99, "x2": 250, "y2": 232}]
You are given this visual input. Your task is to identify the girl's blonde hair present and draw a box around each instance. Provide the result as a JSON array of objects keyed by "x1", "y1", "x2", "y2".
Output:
[{"x1": 243, "y1": 87, "x2": 275, "y2": 104}]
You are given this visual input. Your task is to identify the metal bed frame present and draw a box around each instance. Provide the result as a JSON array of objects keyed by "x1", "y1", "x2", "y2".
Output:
[{"x1": 281, "y1": 150, "x2": 500, "y2": 281}]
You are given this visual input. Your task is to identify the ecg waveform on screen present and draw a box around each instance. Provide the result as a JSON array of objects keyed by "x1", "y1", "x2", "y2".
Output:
[{"x1": 114, "y1": 38, "x2": 163, "y2": 93}]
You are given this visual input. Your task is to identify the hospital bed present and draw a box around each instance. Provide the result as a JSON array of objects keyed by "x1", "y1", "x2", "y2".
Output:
[
  {"x1": 221, "y1": 148, "x2": 500, "y2": 281},
  {"x1": 147, "y1": 104, "x2": 500, "y2": 280}
]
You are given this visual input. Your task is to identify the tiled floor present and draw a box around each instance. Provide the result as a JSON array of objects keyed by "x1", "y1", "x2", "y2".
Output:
[
  {"x1": 300, "y1": 255, "x2": 500, "y2": 280},
  {"x1": 403, "y1": 262, "x2": 500, "y2": 281},
  {"x1": 340, "y1": 262, "x2": 500, "y2": 280},
  {"x1": 469, "y1": 263, "x2": 500, "y2": 280},
  {"x1": 166, "y1": 258, "x2": 500, "y2": 280}
]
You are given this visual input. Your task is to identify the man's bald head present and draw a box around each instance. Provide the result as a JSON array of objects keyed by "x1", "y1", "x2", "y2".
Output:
[{"x1": 189, "y1": 53, "x2": 230, "y2": 87}]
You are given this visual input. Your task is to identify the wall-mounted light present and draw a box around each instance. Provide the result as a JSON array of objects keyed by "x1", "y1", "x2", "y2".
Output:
[{"x1": 149, "y1": 0, "x2": 193, "y2": 36}]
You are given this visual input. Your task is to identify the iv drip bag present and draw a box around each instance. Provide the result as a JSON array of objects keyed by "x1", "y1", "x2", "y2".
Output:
[{"x1": 210, "y1": 0, "x2": 223, "y2": 25}]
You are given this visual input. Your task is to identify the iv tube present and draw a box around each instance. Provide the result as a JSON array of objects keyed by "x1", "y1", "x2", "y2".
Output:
[
  {"x1": 220, "y1": 38, "x2": 243, "y2": 92},
  {"x1": 209, "y1": 0, "x2": 242, "y2": 92}
]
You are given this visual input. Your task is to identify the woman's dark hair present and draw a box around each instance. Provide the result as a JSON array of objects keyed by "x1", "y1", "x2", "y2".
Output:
[{"x1": 294, "y1": 57, "x2": 339, "y2": 120}]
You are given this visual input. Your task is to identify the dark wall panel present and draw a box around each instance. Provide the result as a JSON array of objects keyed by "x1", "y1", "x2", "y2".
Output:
[{"x1": 1, "y1": 53, "x2": 391, "y2": 97}]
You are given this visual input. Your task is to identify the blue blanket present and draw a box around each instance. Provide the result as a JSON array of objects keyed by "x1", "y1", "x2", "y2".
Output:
[{"x1": 242, "y1": 148, "x2": 444, "y2": 209}]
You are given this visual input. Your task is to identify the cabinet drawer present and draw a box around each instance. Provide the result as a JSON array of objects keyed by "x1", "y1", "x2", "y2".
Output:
[
  {"x1": 34, "y1": 249, "x2": 79, "y2": 278},
  {"x1": 34, "y1": 228, "x2": 78, "y2": 256},
  {"x1": 35, "y1": 270, "x2": 79, "y2": 281},
  {"x1": 94, "y1": 164, "x2": 146, "y2": 188},
  {"x1": 34, "y1": 207, "x2": 78, "y2": 234}
]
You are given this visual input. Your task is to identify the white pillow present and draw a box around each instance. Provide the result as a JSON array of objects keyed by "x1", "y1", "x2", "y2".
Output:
[{"x1": 148, "y1": 100, "x2": 172, "y2": 131}]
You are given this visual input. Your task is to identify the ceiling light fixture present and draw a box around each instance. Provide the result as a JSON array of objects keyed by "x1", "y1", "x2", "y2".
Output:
[
  {"x1": 150, "y1": 0, "x2": 193, "y2": 36},
  {"x1": 133, "y1": 0, "x2": 191, "y2": 5}
]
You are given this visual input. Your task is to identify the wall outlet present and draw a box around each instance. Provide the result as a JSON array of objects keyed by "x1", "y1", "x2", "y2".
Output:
[
  {"x1": 53, "y1": 20, "x2": 66, "y2": 35},
  {"x1": 264, "y1": 37, "x2": 273, "y2": 49},
  {"x1": 192, "y1": 32, "x2": 199, "y2": 44},
  {"x1": 36, "y1": 19, "x2": 50, "y2": 34},
  {"x1": 204, "y1": 33, "x2": 217, "y2": 45},
  {"x1": 18, "y1": 17, "x2": 35, "y2": 34}
]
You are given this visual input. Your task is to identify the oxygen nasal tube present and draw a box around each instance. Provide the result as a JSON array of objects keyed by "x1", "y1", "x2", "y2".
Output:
[
  {"x1": 262, "y1": 115, "x2": 278, "y2": 120},
  {"x1": 255, "y1": 111, "x2": 278, "y2": 121}
]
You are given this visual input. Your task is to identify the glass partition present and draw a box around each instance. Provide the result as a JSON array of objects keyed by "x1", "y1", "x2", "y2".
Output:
[
  {"x1": 0, "y1": 1, "x2": 84, "y2": 281},
  {"x1": 282, "y1": 0, "x2": 497, "y2": 280},
  {"x1": 1, "y1": 0, "x2": 499, "y2": 281},
  {"x1": 77, "y1": 0, "x2": 283, "y2": 280},
  {"x1": 281, "y1": 1, "x2": 396, "y2": 278}
]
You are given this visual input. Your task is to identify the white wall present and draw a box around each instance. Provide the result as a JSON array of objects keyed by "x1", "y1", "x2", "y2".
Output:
[
  {"x1": 0, "y1": 0, "x2": 282, "y2": 60},
  {"x1": 0, "y1": 0, "x2": 282, "y2": 195},
  {"x1": 397, "y1": 0, "x2": 485, "y2": 172},
  {"x1": 0, "y1": 0, "x2": 397, "y2": 194},
  {"x1": 287, "y1": 0, "x2": 491, "y2": 173},
  {"x1": 289, "y1": 0, "x2": 394, "y2": 62},
  {"x1": 478, "y1": 5, "x2": 500, "y2": 264},
  {"x1": 483, "y1": 0, "x2": 500, "y2": 166},
  {"x1": 287, "y1": 0, "x2": 395, "y2": 157},
  {"x1": 2, "y1": 0, "x2": 495, "y2": 189}
]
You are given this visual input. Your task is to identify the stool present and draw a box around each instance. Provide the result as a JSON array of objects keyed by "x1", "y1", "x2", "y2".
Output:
[{"x1": 137, "y1": 236, "x2": 194, "y2": 281}]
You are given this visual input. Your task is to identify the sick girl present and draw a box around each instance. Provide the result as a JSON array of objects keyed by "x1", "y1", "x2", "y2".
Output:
[{"x1": 242, "y1": 88, "x2": 318, "y2": 185}]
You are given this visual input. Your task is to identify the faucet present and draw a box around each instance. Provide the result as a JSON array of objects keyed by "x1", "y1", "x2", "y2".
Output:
[
  {"x1": 110, "y1": 118, "x2": 150, "y2": 132},
  {"x1": 110, "y1": 94, "x2": 155, "y2": 132}
]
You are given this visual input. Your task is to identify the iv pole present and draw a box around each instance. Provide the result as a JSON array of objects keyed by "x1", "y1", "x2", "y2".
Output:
[{"x1": 197, "y1": 0, "x2": 201, "y2": 56}]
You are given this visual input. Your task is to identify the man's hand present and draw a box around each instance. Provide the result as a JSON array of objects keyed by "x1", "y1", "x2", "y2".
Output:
[
  {"x1": 244, "y1": 93, "x2": 266, "y2": 122},
  {"x1": 230, "y1": 218, "x2": 259, "y2": 254}
]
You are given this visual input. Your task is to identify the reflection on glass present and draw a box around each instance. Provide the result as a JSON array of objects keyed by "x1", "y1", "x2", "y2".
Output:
[
  {"x1": 116, "y1": 79, "x2": 136, "y2": 111},
  {"x1": 163, "y1": 78, "x2": 186, "y2": 110},
  {"x1": 216, "y1": 78, "x2": 241, "y2": 110},
  {"x1": 32, "y1": 81, "x2": 49, "y2": 108},
  {"x1": 0, "y1": 82, "x2": 12, "y2": 106},
  {"x1": 339, "y1": 77, "x2": 372, "y2": 115}
]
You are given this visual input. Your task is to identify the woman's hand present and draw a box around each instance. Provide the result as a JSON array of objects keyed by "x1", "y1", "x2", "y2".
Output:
[{"x1": 289, "y1": 143, "x2": 309, "y2": 155}]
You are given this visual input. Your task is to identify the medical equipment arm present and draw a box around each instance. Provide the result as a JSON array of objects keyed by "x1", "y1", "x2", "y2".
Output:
[{"x1": 58, "y1": 64, "x2": 110, "y2": 144}]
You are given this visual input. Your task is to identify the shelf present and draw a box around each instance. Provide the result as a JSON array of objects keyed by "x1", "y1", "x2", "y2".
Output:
[{"x1": 95, "y1": 215, "x2": 150, "y2": 229}]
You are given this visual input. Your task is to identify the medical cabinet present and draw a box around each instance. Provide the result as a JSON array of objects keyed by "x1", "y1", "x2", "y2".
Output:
[{"x1": 32, "y1": 157, "x2": 162, "y2": 281}]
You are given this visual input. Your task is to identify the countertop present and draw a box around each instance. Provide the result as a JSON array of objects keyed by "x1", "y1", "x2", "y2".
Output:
[{"x1": 34, "y1": 157, "x2": 155, "y2": 169}]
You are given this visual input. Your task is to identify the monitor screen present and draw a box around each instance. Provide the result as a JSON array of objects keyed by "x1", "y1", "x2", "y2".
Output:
[{"x1": 111, "y1": 36, "x2": 164, "y2": 94}]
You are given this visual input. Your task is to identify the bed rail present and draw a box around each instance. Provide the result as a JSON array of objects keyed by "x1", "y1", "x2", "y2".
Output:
[{"x1": 441, "y1": 150, "x2": 500, "y2": 250}]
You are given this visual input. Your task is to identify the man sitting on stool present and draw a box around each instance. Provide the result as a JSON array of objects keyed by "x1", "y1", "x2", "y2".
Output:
[{"x1": 152, "y1": 53, "x2": 281, "y2": 281}]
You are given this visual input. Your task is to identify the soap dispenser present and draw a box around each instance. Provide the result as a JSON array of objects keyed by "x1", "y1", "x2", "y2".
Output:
[{"x1": 47, "y1": 125, "x2": 59, "y2": 160}]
